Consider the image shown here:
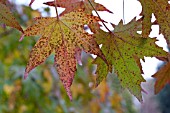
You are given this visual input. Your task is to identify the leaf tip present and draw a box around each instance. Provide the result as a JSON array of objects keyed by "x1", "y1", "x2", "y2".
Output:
[
  {"x1": 19, "y1": 34, "x2": 25, "y2": 42},
  {"x1": 142, "y1": 88, "x2": 148, "y2": 94},
  {"x1": 65, "y1": 86, "x2": 73, "y2": 101},
  {"x1": 94, "y1": 82, "x2": 99, "y2": 88},
  {"x1": 24, "y1": 72, "x2": 28, "y2": 80},
  {"x1": 78, "y1": 61, "x2": 82, "y2": 66}
]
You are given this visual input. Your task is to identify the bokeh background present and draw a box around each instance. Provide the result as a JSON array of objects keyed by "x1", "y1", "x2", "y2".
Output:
[{"x1": 0, "y1": 0, "x2": 170, "y2": 113}]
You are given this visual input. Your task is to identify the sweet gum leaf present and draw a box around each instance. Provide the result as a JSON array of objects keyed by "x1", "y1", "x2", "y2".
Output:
[
  {"x1": 94, "y1": 18, "x2": 167, "y2": 101},
  {"x1": 139, "y1": 0, "x2": 170, "y2": 44},
  {"x1": 152, "y1": 62, "x2": 170, "y2": 94},
  {"x1": 22, "y1": 9, "x2": 107, "y2": 100},
  {"x1": 0, "y1": 2, "x2": 23, "y2": 32},
  {"x1": 44, "y1": 0, "x2": 112, "y2": 16}
]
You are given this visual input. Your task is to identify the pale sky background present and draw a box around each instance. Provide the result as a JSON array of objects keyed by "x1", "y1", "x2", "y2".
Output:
[{"x1": 14, "y1": 0, "x2": 168, "y2": 80}]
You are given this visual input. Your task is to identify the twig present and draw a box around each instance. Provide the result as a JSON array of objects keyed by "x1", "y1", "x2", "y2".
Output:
[
  {"x1": 87, "y1": 0, "x2": 112, "y2": 33},
  {"x1": 54, "y1": 0, "x2": 59, "y2": 20},
  {"x1": 123, "y1": 0, "x2": 125, "y2": 24}
]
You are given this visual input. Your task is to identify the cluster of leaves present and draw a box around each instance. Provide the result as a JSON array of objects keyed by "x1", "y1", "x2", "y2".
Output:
[
  {"x1": 0, "y1": 7, "x2": 136, "y2": 111},
  {"x1": 0, "y1": 0, "x2": 170, "y2": 102}
]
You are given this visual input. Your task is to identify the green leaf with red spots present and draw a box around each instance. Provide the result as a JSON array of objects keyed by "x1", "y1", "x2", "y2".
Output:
[
  {"x1": 0, "y1": 2, "x2": 23, "y2": 32},
  {"x1": 93, "y1": 18, "x2": 167, "y2": 101},
  {"x1": 139, "y1": 0, "x2": 170, "y2": 42},
  {"x1": 43, "y1": 0, "x2": 112, "y2": 16},
  {"x1": 21, "y1": 9, "x2": 107, "y2": 100},
  {"x1": 152, "y1": 62, "x2": 170, "y2": 94}
]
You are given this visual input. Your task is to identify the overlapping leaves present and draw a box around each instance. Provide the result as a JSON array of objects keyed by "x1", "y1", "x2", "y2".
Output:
[
  {"x1": 43, "y1": 0, "x2": 112, "y2": 16},
  {"x1": 139, "y1": 0, "x2": 170, "y2": 94},
  {"x1": 2, "y1": 0, "x2": 168, "y2": 101},
  {"x1": 140, "y1": 0, "x2": 170, "y2": 41},
  {"x1": 152, "y1": 55, "x2": 170, "y2": 94},
  {"x1": 21, "y1": 9, "x2": 107, "y2": 100},
  {"x1": 152, "y1": 62, "x2": 170, "y2": 94},
  {"x1": 93, "y1": 19, "x2": 167, "y2": 101}
]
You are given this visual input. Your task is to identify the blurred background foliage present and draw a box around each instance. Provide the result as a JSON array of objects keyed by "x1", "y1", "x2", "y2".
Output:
[{"x1": 1, "y1": 1, "x2": 169, "y2": 113}]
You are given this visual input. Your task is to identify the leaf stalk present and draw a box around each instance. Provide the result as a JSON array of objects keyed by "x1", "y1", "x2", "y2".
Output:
[
  {"x1": 54, "y1": 0, "x2": 59, "y2": 20},
  {"x1": 87, "y1": 0, "x2": 112, "y2": 33}
]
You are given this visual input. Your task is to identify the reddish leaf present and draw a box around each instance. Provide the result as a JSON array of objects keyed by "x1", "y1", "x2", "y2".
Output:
[
  {"x1": 54, "y1": 44, "x2": 77, "y2": 100},
  {"x1": 0, "y1": 0, "x2": 6, "y2": 4},
  {"x1": 0, "y1": 2, "x2": 23, "y2": 32},
  {"x1": 44, "y1": 0, "x2": 112, "y2": 16},
  {"x1": 24, "y1": 36, "x2": 52, "y2": 79},
  {"x1": 152, "y1": 62, "x2": 170, "y2": 94},
  {"x1": 22, "y1": 10, "x2": 107, "y2": 100}
]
